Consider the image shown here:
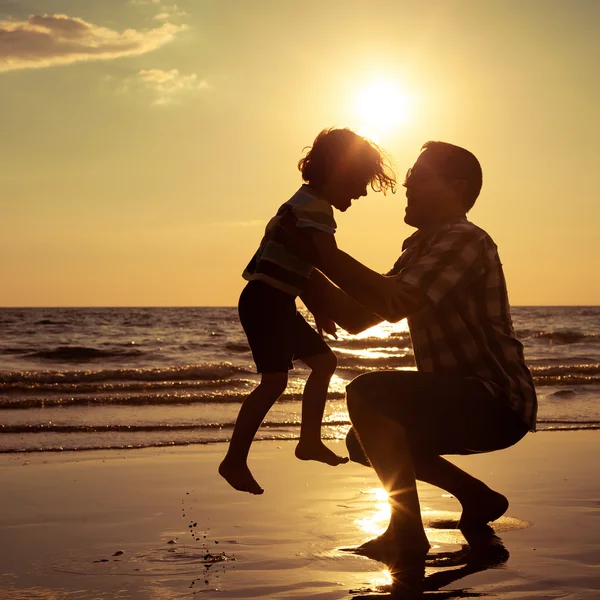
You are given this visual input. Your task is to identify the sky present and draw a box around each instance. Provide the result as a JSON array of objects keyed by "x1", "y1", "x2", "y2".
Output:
[{"x1": 1, "y1": 0, "x2": 599, "y2": 307}]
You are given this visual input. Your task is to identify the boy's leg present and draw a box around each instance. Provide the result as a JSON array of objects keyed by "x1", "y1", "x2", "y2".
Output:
[
  {"x1": 225, "y1": 281, "x2": 297, "y2": 493},
  {"x1": 219, "y1": 371, "x2": 288, "y2": 494},
  {"x1": 295, "y1": 351, "x2": 349, "y2": 466}
]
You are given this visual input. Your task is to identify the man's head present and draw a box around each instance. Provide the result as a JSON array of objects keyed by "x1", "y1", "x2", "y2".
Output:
[
  {"x1": 298, "y1": 127, "x2": 396, "y2": 212},
  {"x1": 403, "y1": 141, "x2": 483, "y2": 228}
]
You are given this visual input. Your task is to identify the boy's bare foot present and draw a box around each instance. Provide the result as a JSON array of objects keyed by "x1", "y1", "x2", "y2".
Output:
[
  {"x1": 295, "y1": 440, "x2": 349, "y2": 466},
  {"x1": 458, "y1": 489, "x2": 508, "y2": 531},
  {"x1": 218, "y1": 458, "x2": 264, "y2": 495}
]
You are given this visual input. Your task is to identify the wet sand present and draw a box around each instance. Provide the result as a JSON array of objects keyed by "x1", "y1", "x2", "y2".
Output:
[{"x1": 0, "y1": 431, "x2": 598, "y2": 599}]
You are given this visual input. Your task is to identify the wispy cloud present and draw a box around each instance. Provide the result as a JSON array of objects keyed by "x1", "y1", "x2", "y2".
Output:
[
  {"x1": 0, "y1": 14, "x2": 187, "y2": 73},
  {"x1": 153, "y1": 4, "x2": 187, "y2": 21},
  {"x1": 129, "y1": 0, "x2": 186, "y2": 20},
  {"x1": 138, "y1": 68, "x2": 210, "y2": 105}
]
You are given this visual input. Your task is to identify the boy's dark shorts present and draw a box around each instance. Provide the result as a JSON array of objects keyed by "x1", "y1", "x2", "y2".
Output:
[
  {"x1": 239, "y1": 280, "x2": 331, "y2": 373},
  {"x1": 345, "y1": 370, "x2": 530, "y2": 462}
]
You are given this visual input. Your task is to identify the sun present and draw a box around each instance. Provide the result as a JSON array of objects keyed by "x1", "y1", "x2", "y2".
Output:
[{"x1": 353, "y1": 78, "x2": 413, "y2": 140}]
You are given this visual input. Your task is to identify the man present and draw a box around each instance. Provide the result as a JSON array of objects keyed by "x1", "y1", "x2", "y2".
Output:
[{"x1": 296, "y1": 141, "x2": 537, "y2": 563}]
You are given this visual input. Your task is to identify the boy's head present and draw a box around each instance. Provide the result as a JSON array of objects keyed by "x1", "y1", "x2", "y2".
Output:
[{"x1": 298, "y1": 128, "x2": 396, "y2": 212}]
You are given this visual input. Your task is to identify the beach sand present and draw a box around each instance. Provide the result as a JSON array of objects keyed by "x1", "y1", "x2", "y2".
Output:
[{"x1": 0, "y1": 431, "x2": 598, "y2": 599}]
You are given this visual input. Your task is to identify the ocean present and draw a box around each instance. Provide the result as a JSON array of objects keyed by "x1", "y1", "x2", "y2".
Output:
[{"x1": 1, "y1": 306, "x2": 599, "y2": 454}]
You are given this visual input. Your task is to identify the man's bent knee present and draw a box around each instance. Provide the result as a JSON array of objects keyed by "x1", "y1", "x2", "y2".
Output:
[{"x1": 346, "y1": 381, "x2": 369, "y2": 424}]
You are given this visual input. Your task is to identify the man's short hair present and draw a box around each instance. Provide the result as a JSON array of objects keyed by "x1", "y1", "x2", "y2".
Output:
[
  {"x1": 421, "y1": 141, "x2": 483, "y2": 212},
  {"x1": 299, "y1": 127, "x2": 396, "y2": 194}
]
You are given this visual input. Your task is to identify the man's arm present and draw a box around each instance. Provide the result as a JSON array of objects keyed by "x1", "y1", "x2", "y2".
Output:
[
  {"x1": 311, "y1": 231, "x2": 427, "y2": 322},
  {"x1": 300, "y1": 270, "x2": 384, "y2": 334}
]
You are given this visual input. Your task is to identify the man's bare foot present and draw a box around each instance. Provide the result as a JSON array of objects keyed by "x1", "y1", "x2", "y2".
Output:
[
  {"x1": 458, "y1": 489, "x2": 509, "y2": 531},
  {"x1": 295, "y1": 440, "x2": 349, "y2": 466},
  {"x1": 218, "y1": 458, "x2": 264, "y2": 495}
]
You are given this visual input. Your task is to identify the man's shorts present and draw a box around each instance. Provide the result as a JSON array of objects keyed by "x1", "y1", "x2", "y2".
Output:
[
  {"x1": 345, "y1": 370, "x2": 529, "y2": 462},
  {"x1": 238, "y1": 280, "x2": 331, "y2": 373}
]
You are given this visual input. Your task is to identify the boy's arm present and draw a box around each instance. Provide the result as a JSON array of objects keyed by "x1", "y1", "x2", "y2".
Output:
[
  {"x1": 300, "y1": 269, "x2": 383, "y2": 335},
  {"x1": 310, "y1": 230, "x2": 426, "y2": 323}
]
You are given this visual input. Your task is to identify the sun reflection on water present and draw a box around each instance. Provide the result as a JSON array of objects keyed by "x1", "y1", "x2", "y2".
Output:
[
  {"x1": 370, "y1": 567, "x2": 394, "y2": 588},
  {"x1": 354, "y1": 488, "x2": 391, "y2": 537},
  {"x1": 334, "y1": 347, "x2": 410, "y2": 360},
  {"x1": 342, "y1": 320, "x2": 409, "y2": 340}
]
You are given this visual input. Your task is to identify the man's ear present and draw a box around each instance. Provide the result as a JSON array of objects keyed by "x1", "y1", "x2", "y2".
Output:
[{"x1": 451, "y1": 178, "x2": 468, "y2": 197}]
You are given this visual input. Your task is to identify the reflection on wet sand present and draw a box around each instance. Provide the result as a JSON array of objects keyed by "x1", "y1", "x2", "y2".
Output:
[{"x1": 351, "y1": 525, "x2": 510, "y2": 599}]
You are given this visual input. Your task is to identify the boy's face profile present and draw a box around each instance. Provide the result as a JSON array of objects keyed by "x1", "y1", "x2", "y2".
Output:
[{"x1": 321, "y1": 172, "x2": 370, "y2": 212}]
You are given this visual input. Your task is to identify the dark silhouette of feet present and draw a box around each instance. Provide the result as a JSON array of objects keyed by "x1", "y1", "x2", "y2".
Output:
[
  {"x1": 343, "y1": 531, "x2": 430, "y2": 565},
  {"x1": 459, "y1": 489, "x2": 509, "y2": 531},
  {"x1": 295, "y1": 440, "x2": 349, "y2": 466},
  {"x1": 218, "y1": 458, "x2": 264, "y2": 495}
]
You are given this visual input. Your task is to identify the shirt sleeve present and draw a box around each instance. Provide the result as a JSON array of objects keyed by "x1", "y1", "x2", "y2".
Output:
[
  {"x1": 392, "y1": 227, "x2": 486, "y2": 306},
  {"x1": 291, "y1": 201, "x2": 337, "y2": 235}
]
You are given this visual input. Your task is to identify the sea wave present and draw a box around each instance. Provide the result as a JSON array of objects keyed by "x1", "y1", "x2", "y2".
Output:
[
  {"x1": 0, "y1": 363, "x2": 251, "y2": 385},
  {"x1": 0, "y1": 419, "x2": 350, "y2": 434},
  {"x1": 1, "y1": 421, "x2": 598, "y2": 454},
  {"x1": 335, "y1": 354, "x2": 415, "y2": 367},
  {"x1": 529, "y1": 364, "x2": 600, "y2": 375},
  {"x1": 224, "y1": 343, "x2": 251, "y2": 353},
  {"x1": 33, "y1": 319, "x2": 70, "y2": 326},
  {"x1": 517, "y1": 330, "x2": 598, "y2": 344},
  {"x1": 0, "y1": 378, "x2": 257, "y2": 395},
  {"x1": 3, "y1": 418, "x2": 597, "y2": 435},
  {"x1": 24, "y1": 345, "x2": 146, "y2": 362},
  {"x1": 1, "y1": 361, "x2": 599, "y2": 401},
  {"x1": 331, "y1": 335, "x2": 412, "y2": 350},
  {"x1": 0, "y1": 390, "x2": 346, "y2": 409}
]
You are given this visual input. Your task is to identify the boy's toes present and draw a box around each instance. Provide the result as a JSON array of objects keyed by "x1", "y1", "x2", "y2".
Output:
[
  {"x1": 295, "y1": 442, "x2": 349, "y2": 466},
  {"x1": 218, "y1": 460, "x2": 264, "y2": 495}
]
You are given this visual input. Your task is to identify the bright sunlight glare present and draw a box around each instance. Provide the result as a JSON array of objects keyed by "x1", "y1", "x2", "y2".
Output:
[{"x1": 353, "y1": 78, "x2": 413, "y2": 140}]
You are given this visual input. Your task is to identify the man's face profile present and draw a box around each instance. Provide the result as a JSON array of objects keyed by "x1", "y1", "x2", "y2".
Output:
[{"x1": 403, "y1": 150, "x2": 460, "y2": 228}]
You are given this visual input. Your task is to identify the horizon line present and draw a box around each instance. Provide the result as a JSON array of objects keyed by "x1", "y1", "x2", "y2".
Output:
[{"x1": 1, "y1": 304, "x2": 599, "y2": 309}]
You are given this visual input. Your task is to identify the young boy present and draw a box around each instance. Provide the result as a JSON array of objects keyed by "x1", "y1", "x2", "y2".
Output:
[{"x1": 219, "y1": 127, "x2": 396, "y2": 495}]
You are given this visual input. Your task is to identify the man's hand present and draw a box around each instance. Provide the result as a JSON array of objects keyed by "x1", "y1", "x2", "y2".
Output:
[{"x1": 314, "y1": 313, "x2": 338, "y2": 339}]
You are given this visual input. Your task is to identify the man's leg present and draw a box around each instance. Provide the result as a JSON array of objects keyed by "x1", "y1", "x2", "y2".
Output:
[
  {"x1": 346, "y1": 384, "x2": 430, "y2": 558},
  {"x1": 413, "y1": 455, "x2": 508, "y2": 530},
  {"x1": 295, "y1": 351, "x2": 349, "y2": 466},
  {"x1": 345, "y1": 371, "x2": 521, "y2": 531},
  {"x1": 347, "y1": 427, "x2": 507, "y2": 528}
]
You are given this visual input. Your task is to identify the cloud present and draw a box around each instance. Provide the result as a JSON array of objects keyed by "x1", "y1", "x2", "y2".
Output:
[
  {"x1": 153, "y1": 4, "x2": 187, "y2": 21},
  {"x1": 138, "y1": 68, "x2": 210, "y2": 105},
  {"x1": 0, "y1": 14, "x2": 187, "y2": 73}
]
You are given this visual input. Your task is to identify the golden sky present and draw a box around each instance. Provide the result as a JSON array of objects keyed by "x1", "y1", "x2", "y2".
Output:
[{"x1": 1, "y1": 0, "x2": 598, "y2": 306}]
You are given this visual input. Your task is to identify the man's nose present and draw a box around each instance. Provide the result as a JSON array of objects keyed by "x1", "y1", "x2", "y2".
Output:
[{"x1": 360, "y1": 186, "x2": 368, "y2": 197}]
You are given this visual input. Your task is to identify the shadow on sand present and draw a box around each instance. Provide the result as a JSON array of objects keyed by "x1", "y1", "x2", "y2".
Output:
[{"x1": 350, "y1": 525, "x2": 509, "y2": 599}]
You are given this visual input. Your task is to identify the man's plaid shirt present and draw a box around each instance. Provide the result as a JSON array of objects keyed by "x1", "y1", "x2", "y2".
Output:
[{"x1": 388, "y1": 217, "x2": 537, "y2": 431}]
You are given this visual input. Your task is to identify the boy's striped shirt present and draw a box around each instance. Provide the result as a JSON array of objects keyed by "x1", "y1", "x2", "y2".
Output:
[{"x1": 243, "y1": 185, "x2": 336, "y2": 296}]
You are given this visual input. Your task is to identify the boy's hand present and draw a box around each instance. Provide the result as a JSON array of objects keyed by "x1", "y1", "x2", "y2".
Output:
[{"x1": 314, "y1": 314, "x2": 338, "y2": 339}]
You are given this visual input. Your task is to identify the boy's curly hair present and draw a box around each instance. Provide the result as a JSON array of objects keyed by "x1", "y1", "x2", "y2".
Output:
[{"x1": 298, "y1": 128, "x2": 397, "y2": 194}]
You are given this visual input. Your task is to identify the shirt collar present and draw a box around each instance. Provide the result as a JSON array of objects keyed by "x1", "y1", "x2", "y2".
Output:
[{"x1": 402, "y1": 215, "x2": 468, "y2": 250}]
